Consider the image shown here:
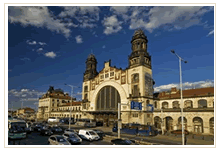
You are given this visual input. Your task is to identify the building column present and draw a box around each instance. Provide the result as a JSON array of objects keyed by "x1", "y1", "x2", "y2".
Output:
[{"x1": 203, "y1": 119, "x2": 210, "y2": 134}]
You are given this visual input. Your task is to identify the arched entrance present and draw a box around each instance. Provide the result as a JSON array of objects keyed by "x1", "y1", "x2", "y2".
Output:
[
  {"x1": 165, "y1": 116, "x2": 173, "y2": 131},
  {"x1": 193, "y1": 117, "x2": 203, "y2": 133},
  {"x1": 95, "y1": 85, "x2": 121, "y2": 127},
  {"x1": 209, "y1": 117, "x2": 214, "y2": 134},
  {"x1": 177, "y1": 117, "x2": 187, "y2": 130},
  {"x1": 154, "y1": 116, "x2": 162, "y2": 129}
]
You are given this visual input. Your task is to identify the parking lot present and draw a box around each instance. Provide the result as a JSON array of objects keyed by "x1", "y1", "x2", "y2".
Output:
[{"x1": 8, "y1": 123, "x2": 113, "y2": 145}]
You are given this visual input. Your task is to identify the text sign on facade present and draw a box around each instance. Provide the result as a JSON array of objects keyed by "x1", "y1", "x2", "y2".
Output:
[{"x1": 131, "y1": 101, "x2": 142, "y2": 110}]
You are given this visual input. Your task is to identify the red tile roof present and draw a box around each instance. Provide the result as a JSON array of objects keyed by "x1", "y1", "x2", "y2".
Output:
[{"x1": 158, "y1": 87, "x2": 214, "y2": 99}]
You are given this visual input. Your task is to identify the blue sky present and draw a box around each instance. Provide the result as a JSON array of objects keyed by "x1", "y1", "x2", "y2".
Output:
[{"x1": 7, "y1": 5, "x2": 214, "y2": 110}]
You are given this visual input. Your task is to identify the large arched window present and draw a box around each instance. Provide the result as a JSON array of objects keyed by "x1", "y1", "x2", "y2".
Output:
[
  {"x1": 193, "y1": 117, "x2": 203, "y2": 133},
  {"x1": 96, "y1": 86, "x2": 121, "y2": 110},
  {"x1": 198, "y1": 99, "x2": 207, "y2": 108}
]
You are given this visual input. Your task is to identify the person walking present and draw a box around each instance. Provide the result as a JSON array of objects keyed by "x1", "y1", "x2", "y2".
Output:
[{"x1": 136, "y1": 127, "x2": 139, "y2": 136}]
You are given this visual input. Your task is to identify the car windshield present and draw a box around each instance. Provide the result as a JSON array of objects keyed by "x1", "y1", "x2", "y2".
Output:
[
  {"x1": 89, "y1": 131, "x2": 96, "y2": 135},
  {"x1": 124, "y1": 140, "x2": 132, "y2": 144},
  {"x1": 57, "y1": 136, "x2": 66, "y2": 142},
  {"x1": 69, "y1": 134, "x2": 77, "y2": 138}
]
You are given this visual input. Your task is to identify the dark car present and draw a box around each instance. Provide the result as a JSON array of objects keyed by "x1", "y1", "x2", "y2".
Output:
[
  {"x1": 63, "y1": 133, "x2": 82, "y2": 144},
  {"x1": 93, "y1": 129, "x2": 105, "y2": 140},
  {"x1": 111, "y1": 139, "x2": 136, "y2": 145},
  {"x1": 40, "y1": 129, "x2": 53, "y2": 136},
  {"x1": 50, "y1": 126, "x2": 63, "y2": 133},
  {"x1": 34, "y1": 126, "x2": 43, "y2": 132}
]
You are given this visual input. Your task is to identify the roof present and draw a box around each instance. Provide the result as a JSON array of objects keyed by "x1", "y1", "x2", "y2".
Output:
[
  {"x1": 157, "y1": 87, "x2": 214, "y2": 99},
  {"x1": 62, "y1": 101, "x2": 82, "y2": 106}
]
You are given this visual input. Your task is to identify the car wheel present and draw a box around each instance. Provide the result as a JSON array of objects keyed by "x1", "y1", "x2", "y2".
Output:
[{"x1": 89, "y1": 138, "x2": 92, "y2": 142}]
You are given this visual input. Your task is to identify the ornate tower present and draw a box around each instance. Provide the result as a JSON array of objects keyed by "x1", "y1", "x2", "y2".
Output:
[
  {"x1": 128, "y1": 29, "x2": 152, "y2": 69},
  {"x1": 83, "y1": 54, "x2": 98, "y2": 81}
]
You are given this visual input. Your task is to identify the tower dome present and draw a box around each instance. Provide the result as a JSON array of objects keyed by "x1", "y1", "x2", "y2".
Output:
[{"x1": 131, "y1": 29, "x2": 148, "y2": 43}]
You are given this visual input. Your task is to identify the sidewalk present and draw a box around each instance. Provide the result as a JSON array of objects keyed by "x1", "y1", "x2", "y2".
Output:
[{"x1": 95, "y1": 126, "x2": 214, "y2": 145}]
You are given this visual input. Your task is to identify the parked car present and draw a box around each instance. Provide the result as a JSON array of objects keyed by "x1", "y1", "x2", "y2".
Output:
[
  {"x1": 49, "y1": 126, "x2": 63, "y2": 133},
  {"x1": 78, "y1": 129, "x2": 100, "y2": 141},
  {"x1": 64, "y1": 129, "x2": 78, "y2": 134},
  {"x1": 62, "y1": 133, "x2": 82, "y2": 144},
  {"x1": 48, "y1": 135, "x2": 71, "y2": 145},
  {"x1": 34, "y1": 126, "x2": 43, "y2": 132},
  {"x1": 92, "y1": 129, "x2": 105, "y2": 140},
  {"x1": 111, "y1": 139, "x2": 136, "y2": 145},
  {"x1": 40, "y1": 129, "x2": 53, "y2": 136},
  {"x1": 48, "y1": 117, "x2": 60, "y2": 123}
]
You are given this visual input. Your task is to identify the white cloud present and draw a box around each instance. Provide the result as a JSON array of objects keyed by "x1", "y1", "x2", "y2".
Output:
[
  {"x1": 38, "y1": 42, "x2": 47, "y2": 45},
  {"x1": 207, "y1": 30, "x2": 214, "y2": 37},
  {"x1": 129, "y1": 6, "x2": 214, "y2": 32},
  {"x1": 58, "y1": 6, "x2": 100, "y2": 29},
  {"x1": 75, "y1": 35, "x2": 83, "y2": 44},
  {"x1": 9, "y1": 6, "x2": 71, "y2": 38},
  {"x1": 102, "y1": 45, "x2": 106, "y2": 49},
  {"x1": 103, "y1": 15, "x2": 123, "y2": 35},
  {"x1": 154, "y1": 80, "x2": 214, "y2": 93},
  {"x1": 44, "y1": 51, "x2": 57, "y2": 58},
  {"x1": 26, "y1": 40, "x2": 37, "y2": 45},
  {"x1": 36, "y1": 48, "x2": 43, "y2": 52}
]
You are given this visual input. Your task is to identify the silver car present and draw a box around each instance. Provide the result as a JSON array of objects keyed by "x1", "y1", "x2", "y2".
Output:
[
  {"x1": 48, "y1": 135, "x2": 71, "y2": 145},
  {"x1": 64, "y1": 129, "x2": 77, "y2": 134},
  {"x1": 63, "y1": 133, "x2": 82, "y2": 144}
]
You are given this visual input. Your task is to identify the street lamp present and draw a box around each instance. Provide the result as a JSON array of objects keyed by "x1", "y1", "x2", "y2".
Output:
[
  {"x1": 118, "y1": 102, "x2": 129, "y2": 138},
  {"x1": 171, "y1": 49, "x2": 187, "y2": 145},
  {"x1": 64, "y1": 84, "x2": 79, "y2": 130}
]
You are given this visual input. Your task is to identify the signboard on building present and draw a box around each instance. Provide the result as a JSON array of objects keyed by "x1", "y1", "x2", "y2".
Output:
[{"x1": 131, "y1": 101, "x2": 142, "y2": 110}]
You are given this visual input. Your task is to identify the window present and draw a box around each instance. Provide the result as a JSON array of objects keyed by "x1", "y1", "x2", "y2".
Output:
[
  {"x1": 172, "y1": 101, "x2": 179, "y2": 109},
  {"x1": 154, "y1": 101, "x2": 157, "y2": 108},
  {"x1": 84, "y1": 86, "x2": 88, "y2": 92},
  {"x1": 184, "y1": 100, "x2": 193, "y2": 108},
  {"x1": 96, "y1": 86, "x2": 121, "y2": 110},
  {"x1": 132, "y1": 113, "x2": 138, "y2": 118},
  {"x1": 100, "y1": 75, "x2": 104, "y2": 79},
  {"x1": 133, "y1": 85, "x2": 139, "y2": 97},
  {"x1": 162, "y1": 102, "x2": 169, "y2": 109},
  {"x1": 105, "y1": 73, "x2": 109, "y2": 78},
  {"x1": 198, "y1": 99, "x2": 207, "y2": 108},
  {"x1": 110, "y1": 72, "x2": 114, "y2": 76},
  {"x1": 132, "y1": 73, "x2": 139, "y2": 83},
  {"x1": 84, "y1": 94, "x2": 88, "y2": 99}
]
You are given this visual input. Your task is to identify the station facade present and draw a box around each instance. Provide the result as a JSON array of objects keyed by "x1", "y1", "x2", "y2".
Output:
[{"x1": 81, "y1": 29, "x2": 155, "y2": 127}]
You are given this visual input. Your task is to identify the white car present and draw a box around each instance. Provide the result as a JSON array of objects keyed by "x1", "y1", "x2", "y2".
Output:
[
  {"x1": 48, "y1": 117, "x2": 59, "y2": 123},
  {"x1": 48, "y1": 135, "x2": 71, "y2": 145},
  {"x1": 78, "y1": 129, "x2": 100, "y2": 141}
]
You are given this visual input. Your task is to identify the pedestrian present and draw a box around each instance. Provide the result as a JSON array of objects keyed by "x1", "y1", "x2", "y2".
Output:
[{"x1": 184, "y1": 135, "x2": 187, "y2": 145}]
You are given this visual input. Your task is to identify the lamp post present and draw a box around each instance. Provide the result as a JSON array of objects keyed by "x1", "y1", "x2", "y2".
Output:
[
  {"x1": 118, "y1": 102, "x2": 129, "y2": 138},
  {"x1": 64, "y1": 84, "x2": 79, "y2": 130},
  {"x1": 171, "y1": 49, "x2": 187, "y2": 145}
]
